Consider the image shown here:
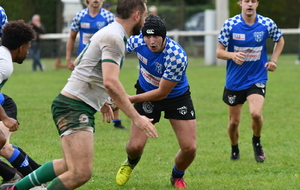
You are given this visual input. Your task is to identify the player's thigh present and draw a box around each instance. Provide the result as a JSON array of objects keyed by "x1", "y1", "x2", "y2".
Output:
[
  {"x1": 169, "y1": 119, "x2": 196, "y2": 149},
  {"x1": 61, "y1": 131, "x2": 94, "y2": 173},
  {"x1": 247, "y1": 94, "x2": 264, "y2": 116},
  {"x1": 0, "y1": 122, "x2": 12, "y2": 143}
]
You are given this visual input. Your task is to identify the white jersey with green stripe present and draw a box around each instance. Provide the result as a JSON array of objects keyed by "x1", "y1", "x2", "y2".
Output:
[
  {"x1": 63, "y1": 21, "x2": 128, "y2": 111},
  {"x1": 0, "y1": 46, "x2": 13, "y2": 90}
]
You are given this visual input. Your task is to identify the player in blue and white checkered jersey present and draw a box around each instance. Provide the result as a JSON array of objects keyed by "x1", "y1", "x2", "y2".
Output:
[
  {"x1": 66, "y1": 0, "x2": 114, "y2": 70},
  {"x1": 0, "y1": 6, "x2": 8, "y2": 38},
  {"x1": 216, "y1": 0, "x2": 285, "y2": 163},
  {"x1": 116, "y1": 15, "x2": 196, "y2": 189}
]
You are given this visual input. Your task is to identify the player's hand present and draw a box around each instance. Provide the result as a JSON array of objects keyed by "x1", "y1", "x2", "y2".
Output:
[
  {"x1": 265, "y1": 61, "x2": 277, "y2": 71},
  {"x1": 67, "y1": 60, "x2": 75, "y2": 71},
  {"x1": 233, "y1": 52, "x2": 246, "y2": 65},
  {"x1": 101, "y1": 101, "x2": 114, "y2": 123},
  {"x1": 2, "y1": 117, "x2": 19, "y2": 132},
  {"x1": 132, "y1": 116, "x2": 158, "y2": 138}
]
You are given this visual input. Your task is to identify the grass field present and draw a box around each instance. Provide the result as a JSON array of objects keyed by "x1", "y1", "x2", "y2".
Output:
[{"x1": 3, "y1": 54, "x2": 300, "y2": 190}]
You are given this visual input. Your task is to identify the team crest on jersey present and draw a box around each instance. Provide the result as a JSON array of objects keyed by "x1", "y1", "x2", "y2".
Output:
[
  {"x1": 228, "y1": 95, "x2": 236, "y2": 104},
  {"x1": 97, "y1": 22, "x2": 106, "y2": 29},
  {"x1": 253, "y1": 32, "x2": 264, "y2": 42},
  {"x1": 177, "y1": 106, "x2": 187, "y2": 115},
  {"x1": 233, "y1": 33, "x2": 245, "y2": 41},
  {"x1": 81, "y1": 22, "x2": 90, "y2": 28},
  {"x1": 155, "y1": 62, "x2": 163, "y2": 74},
  {"x1": 142, "y1": 102, "x2": 154, "y2": 114}
]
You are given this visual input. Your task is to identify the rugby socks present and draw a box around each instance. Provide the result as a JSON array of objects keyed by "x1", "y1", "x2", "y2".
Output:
[
  {"x1": 252, "y1": 135, "x2": 261, "y2": 144},
  {"x1": 44, "y1": 177, "x2": 68, "y2": 190},
  {"x1": 16, "y1": 161, "x2": 56, "y2": 190},
  {"x1": 12, "y1": 145, "x2": 41, "y2": 170},
  {"x1": 231, "y1": 144, "x2": 239, "y2": 154},
  {"x1": 172, "y1": 165, "x2": 185, "y2": 178},
  {"x1": 7, "y1": 148, "x2": 33, "y2": 176},
  {"x1": 128, "y1": 156, "x2": 141, "y2": 165},
  {"x1": 0, "y1": 159, "x2": 17, "y2": 181}
]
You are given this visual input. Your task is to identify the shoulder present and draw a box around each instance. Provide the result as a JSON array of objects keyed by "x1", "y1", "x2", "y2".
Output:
[
  {"x1": 224, "y1": 14, "x2": 242, "y2": 26},
  {"x1": 75, "y1": 8, "x2": 88, "y2": 18},
  {"x1": 100, "y1": 8, "x2": 114, "y2": 17},
  {"x1": 95, "y1": 23, "x2": 125, "y2": 42},
  {"x1": 128, "y1": 34, "x2": 144, "y2": 44},
  {"x1": 165, "y1": 37, "x2": 186, "y2": 55},
  {"x1": 257, "y1": 14, "x2": 277, "y2": 26}
]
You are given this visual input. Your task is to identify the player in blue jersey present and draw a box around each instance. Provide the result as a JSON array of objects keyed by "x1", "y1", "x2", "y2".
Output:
[
  {"x1": 216, "y1": 0, "x2": 284, "y2": 162},
  {"x1": 116, "y1": 15, "x2": 197, "y2": 189},
  {"x1": 65, "y1": 0, "x2": 127, "y2": 129},
  {"x1": 0, "y1": 6, "x2": 8, "y2": 41},
  {"x1": 66, "y1": 0, "x2": 114, "y2": 70}
]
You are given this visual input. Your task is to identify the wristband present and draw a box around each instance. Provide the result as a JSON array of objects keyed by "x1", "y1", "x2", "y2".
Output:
[{"x1": 270, "y1": 60, "x2": 277, "y2": 64}]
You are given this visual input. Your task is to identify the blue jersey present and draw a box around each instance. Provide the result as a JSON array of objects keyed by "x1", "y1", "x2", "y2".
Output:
[
  {"x1": 0, "y1": 6, "x2": 8, "y2": 37},
  {"x1": 218, "y1": 14, "x2": 283, "y2": 91},
  {"x1": 126, "y1": 34, "x2": 189, "y2": 98},
  {"x1": 70, "y1": 8, "x2": 114, "y2": 55}
]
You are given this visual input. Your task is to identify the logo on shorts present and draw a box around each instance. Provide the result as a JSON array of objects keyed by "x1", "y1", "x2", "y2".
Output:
[
  {"x1": 190, "y1": 111, "x2": 194, "y2": 117},
  {"x1": 255, "y1": 83, "x2": 265, "y2": 88},
  {"x1": 177, "y1": 106, "x2": 187, "y2": 115},
  {"x1": 228, "y1": 95, "x2": 236, "y2": 105},
  {"x1": 79, "y1": 114, "x2": 89, "y2": 124},
  {"x1": 142, "y1": 102, "x2": 154, "y2": 114}
]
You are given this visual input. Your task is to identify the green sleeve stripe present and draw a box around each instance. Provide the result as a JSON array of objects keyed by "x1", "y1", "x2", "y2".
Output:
[{"x1": 102, "y1": 59, "x2": 119, "y2": 65}]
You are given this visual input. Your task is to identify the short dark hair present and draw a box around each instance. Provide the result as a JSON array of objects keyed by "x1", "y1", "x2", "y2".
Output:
[
  {"x1": 2, "y1": 20, "x2": 36, "y2": 50},
  {"x1": 116, "y1": 0, "x2": 146, "y2": 19}
]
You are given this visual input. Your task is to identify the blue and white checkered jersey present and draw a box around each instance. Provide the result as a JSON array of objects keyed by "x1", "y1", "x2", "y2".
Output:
[
  {"x1": 70, "y1": 8, "x2": 114, "y2": 55},
  {"x1": 218, "y1": 14, "x2": 283, "y2": 91},
  {"x1": 0, "y1": 7, "x2": 8, "y2": 37},
  {"x1": 126, "y1": 34, "x2": 189, "y2": 98}
]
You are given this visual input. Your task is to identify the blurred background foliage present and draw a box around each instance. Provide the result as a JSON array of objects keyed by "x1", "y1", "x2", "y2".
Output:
[
  {"x1": 2, "y1": 0, "x2": 300, "y2": 32},
  {"x1": 1, "y1": 0, "x2": 300, "y2": 56}
]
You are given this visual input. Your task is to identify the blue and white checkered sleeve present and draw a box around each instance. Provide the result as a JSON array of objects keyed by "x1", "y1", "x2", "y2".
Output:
[
  {"x1": 218, "y1": 20, "x2": 231, "y2": 47},
  {"x1": 126, "y1": 34, "x2": 143, "y2": 53},
  {"x1": 70, "y1": 10, "x2": 86, "y2": 32},
  {"x1": 268, "y1": 19, "x2": 283, "y2": 42},
  {"x1": 0, "y1": 7, "x2": 8, "y2": 36},
  {"x1": 103, "y1": 10, "x2": 115, "y2": 23},
  {"x1": 163, "y1": 43, "x2": 187, "y2": 82}
]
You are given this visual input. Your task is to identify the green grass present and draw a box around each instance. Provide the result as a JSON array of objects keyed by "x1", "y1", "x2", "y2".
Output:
[{"x1": 3, "y1": 54, "x2": 300, "y2": 190}]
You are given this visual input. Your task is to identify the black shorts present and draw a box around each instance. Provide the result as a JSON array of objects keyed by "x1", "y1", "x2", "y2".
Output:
[
  {"x1": 222, "y1": 83, "x2": 266, "y2": 106},
  {"x1": 134, "y1": 82, "x2": 196, "y2": 123},
  {"x1": 1, "y1": 94, "x2": 18, "y2": 120}
]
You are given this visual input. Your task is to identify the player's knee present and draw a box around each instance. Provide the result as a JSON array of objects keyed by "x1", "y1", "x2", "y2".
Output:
[
  {"x1": 73, "y1": 170, "x2": 92, "y2": 185},
  {"x1": 229, "y1": 119, "x2": 239, "y2": 129},
  {"x1": 182, "y1": 144, "x2": 197, "y2": 156},
  {"x1": 126, "y1": 142, "x2": 144, "y2": 153},
  {"x1": 250, "y1": 112, "x2": 262, "y2": 122}
]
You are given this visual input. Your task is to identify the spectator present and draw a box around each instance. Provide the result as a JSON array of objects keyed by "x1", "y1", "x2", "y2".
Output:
[{"x1": 28, "y1": 14, "x2": 46, "y2": 71}]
